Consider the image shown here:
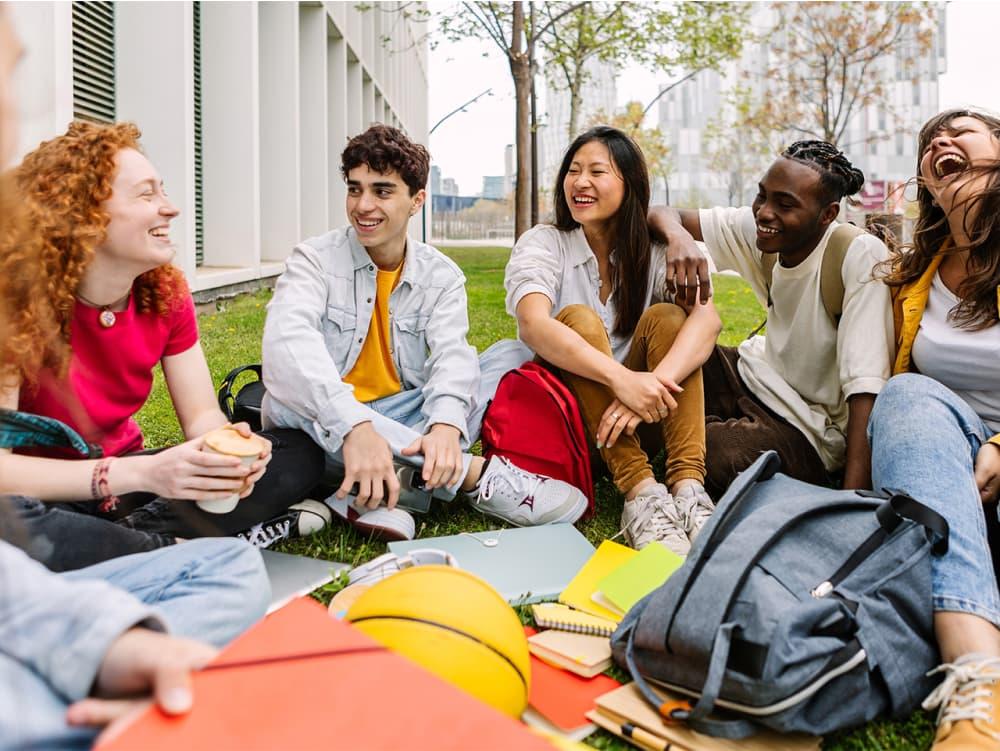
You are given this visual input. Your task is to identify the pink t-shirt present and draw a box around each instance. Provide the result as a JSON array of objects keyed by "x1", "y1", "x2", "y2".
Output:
[{"x1": 18, "y1": 291, "x2": 199, "y2": 458}]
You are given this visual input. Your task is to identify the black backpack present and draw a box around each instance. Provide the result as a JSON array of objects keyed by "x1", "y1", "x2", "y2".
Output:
[{"x1": 217, "y1": 364, "x2": 266, "y2": 431}]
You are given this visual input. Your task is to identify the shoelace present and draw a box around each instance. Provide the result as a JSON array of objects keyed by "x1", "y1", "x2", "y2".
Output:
[
  {"x1": 616, "y1": 494, "x2": 685, "y2": 544},
  {"x1": 242, "y1": 518, "x2": 292, "y2": 548},
  {"x1": 676, "y1": 490, "x2": 714, "y2": 532},
  {"x1": 478, "y1": 456, "x2": 543, "y2": 508},
  {"x1": 923, "y1": 659, "x2": 1000, "y2": 737}
]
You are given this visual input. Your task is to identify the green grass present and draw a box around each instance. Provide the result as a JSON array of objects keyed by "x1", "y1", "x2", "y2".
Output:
[{"x1": 136, "y1": 246, "x2": 932, "y2": 750}]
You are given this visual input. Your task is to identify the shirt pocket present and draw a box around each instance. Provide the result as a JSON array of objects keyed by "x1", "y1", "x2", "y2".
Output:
[
  {"x1": 394, "y1": 313, "x2": 430, "y2": 384},
  {"x1": 324, "y1": 305, "x2": 358, "y2": 366}
]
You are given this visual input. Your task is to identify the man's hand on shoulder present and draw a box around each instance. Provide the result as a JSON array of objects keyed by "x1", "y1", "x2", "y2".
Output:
[
  {"x1": 401, "y1": 423, "x2": 464, "y2": 491},
  {"x1": 340, "y1": 422, "x2": 400, "y2": 509}
]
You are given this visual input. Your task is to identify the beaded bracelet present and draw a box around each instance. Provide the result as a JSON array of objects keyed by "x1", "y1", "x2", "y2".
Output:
[{"x1": 92, "y1": 457, "x2": 121, "y2": 513}]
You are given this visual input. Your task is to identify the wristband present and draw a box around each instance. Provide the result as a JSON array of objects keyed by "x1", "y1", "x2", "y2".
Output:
[{"x1": 92, "y1": 457, "x2": 121, "y2": 513}]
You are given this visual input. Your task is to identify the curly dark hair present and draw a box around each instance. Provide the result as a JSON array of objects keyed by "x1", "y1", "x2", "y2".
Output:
[
  {"x1": 341, "y1": 124, "x2": 429, "y2": 195},
  {"x1": 554, "y1": 125, "x2": 651, "y2": 338},
  {"x1": 881, "y1": 108, "x2": 1000, "y2": 330},
  {"x1": 781, "y1": 140, "x2": 866, "y2": 204}
]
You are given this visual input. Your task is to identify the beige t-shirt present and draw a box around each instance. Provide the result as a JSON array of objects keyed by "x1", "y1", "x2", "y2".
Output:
[{"x1": 699, "y1": 206, "x2": 893, "y2": 470}]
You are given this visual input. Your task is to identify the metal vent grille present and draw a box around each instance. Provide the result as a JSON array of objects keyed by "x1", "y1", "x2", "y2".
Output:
[
  {"x1": 193, "y1": 1, "x2": 204, "y2": 266},
  {"x1": 72, "y1": 1, "x2": 116, "y2": 123}
]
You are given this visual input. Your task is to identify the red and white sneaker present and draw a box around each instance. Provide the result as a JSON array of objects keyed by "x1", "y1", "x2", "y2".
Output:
[{"x1": 324, "y1": 494, "x2": 415, "y2": 542}]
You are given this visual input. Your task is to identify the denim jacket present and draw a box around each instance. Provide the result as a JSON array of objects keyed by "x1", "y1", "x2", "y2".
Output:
[{"x1": 262, "y1": 227, "x2": 479, "y2": 452}]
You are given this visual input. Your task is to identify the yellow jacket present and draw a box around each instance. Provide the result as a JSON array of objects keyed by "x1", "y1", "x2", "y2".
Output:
[{"x1": 892, "y1": 253, "x2": 1000, "y2": 446}]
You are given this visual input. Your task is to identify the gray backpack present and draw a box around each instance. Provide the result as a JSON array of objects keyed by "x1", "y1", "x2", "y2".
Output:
[{"x1": 611, "y1": 451, "x2": 948, "y2": 739}]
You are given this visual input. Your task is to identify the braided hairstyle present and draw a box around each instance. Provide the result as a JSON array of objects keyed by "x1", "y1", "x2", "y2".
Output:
[{"x1": 781, "y1": 140, "x2": 865, "y2": 204}]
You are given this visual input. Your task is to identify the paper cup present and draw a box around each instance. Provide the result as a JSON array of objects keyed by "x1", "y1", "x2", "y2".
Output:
[{"x1": 196, "y1": 428, "x2": 265, "y2": 514}]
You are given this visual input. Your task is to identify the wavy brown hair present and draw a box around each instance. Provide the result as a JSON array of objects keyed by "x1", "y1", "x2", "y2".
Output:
[
  {"x1": 4, "y1": 121, "x2": 187, "y2": 384},
  {"x1": 554, "y1": 126, "x2": 651, "y2": 337},
  {"x1": 882, "y1": 109, "x2": 1000, "y2": 330}
]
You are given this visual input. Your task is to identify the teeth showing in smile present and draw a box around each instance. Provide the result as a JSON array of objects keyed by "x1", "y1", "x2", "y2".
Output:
[
  {"x1": 149, "y1": 229, "x2": 168, "y2": 238},
  {"x1": 573, "y1": 196, "x2": 596, "y2": 205},
  {"x1": 357, "y1": 219, "x2": 382, "y2": 228},
  {"x1": 934, "y1": 153, "x2": 967, "y2": 179},
  {"x1": 757, "y1": 225, "x2": 778, "y2": 235}
]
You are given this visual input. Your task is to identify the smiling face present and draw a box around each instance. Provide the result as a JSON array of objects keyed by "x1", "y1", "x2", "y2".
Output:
[
  {"x1": 95, "y1": 148, "x2": 179, "y2": 273},
  {"x1": 751, "y1": 158, "x2": 838, "y2": 263},
  {"x1": 346, "y1": 164, "x2": 424, "y2": 259},
  {"x1": 919, "y1": 115, "x2": 1000, "y2": 218},
  {"x1": 562, "y1": 139, "x2": 626, "y2": 231}
]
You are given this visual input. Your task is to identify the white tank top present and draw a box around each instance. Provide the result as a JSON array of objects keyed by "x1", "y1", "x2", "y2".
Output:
[{"x1": 911, "y1": 271, "x2": 1000, "y2": 433}]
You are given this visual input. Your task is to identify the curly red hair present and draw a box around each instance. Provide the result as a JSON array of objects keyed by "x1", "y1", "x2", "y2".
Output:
[{"x1": 1, "y1": 121, "x2": 187, "y2": 385}]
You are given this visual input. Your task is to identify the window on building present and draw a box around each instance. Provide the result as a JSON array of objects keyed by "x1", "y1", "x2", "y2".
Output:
[
  {"x1": 193, "y1": 1, "x2": 204, "y2": 266},
  {"x1": 72, "y1": 1, "x2": 116, "y2": 123},
  {"x1": 896, "y1": 131, "x2": 904, "y2": 157}
]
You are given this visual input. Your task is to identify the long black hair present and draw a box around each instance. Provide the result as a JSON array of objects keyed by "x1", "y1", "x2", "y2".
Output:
[{"x1": 554, "y1": 126, "x2": 651, "y2": 337}]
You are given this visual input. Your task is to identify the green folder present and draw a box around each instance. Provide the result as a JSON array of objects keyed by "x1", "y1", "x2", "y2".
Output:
[{"x1": 594, "y1": 542, "x2": 684, "y2": 616}]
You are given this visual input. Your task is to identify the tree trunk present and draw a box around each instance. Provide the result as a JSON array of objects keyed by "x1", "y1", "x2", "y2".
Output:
[
  {"x1": 510, "y1": 1, "x2": 532, "y2": 239},
  {"x1": 567, "y1": 57, "x2": 584, "y2": 141},
  {"x1": 529, "y1": 2, "x2": 539, "y2": 227}
]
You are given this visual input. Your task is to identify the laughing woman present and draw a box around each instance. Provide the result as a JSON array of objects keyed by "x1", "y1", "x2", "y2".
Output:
[
  {"x1": 868, "y1": 109, "x2": 1000, "y2": 748},
  {"x1": 0, "y1": 121, "x2": 325, "y2": 570},
  {"x1": 505, "y1": 126, "x2": 721, "y2": 555}
]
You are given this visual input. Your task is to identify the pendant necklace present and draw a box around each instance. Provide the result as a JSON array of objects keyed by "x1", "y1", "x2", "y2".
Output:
[{"x1": 76, "y1": 290, "x2": 129, "y2": 328}]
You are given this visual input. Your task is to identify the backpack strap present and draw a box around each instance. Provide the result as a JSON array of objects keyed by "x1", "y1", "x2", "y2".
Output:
[
  {"x1": 749, "y1": 223, "x2": 865, "y2": 338},
  {"x1": 218, "y1": 363, "x2": 262, "y2": 422}
]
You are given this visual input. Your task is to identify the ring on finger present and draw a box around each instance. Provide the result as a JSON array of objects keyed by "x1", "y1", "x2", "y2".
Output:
[{"x1": 611, "y1": 411, "x2": 621, "y2": 419}]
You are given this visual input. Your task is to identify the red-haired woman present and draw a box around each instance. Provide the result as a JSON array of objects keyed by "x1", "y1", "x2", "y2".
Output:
[{"x1": 0, "y1": 121, "x2": 325, "y2": 570}]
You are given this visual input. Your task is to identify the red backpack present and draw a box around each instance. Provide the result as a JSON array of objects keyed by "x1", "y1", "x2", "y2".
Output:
[{"x1": 481, "y1": 362, "x2": 595, "y2": 517}]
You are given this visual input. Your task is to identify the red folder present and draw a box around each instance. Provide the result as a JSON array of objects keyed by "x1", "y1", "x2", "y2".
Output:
[{"x1": 98, "y1": 598, "x2": 553, "y2": 750}]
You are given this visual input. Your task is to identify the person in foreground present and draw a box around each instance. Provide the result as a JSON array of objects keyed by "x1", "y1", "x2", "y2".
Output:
[
  {"x1": 0, "y1": 11, "x2": 267, "y2": 749},
  {"x1": 0, "y1": 121, "x2": 328, "y2": 569},
  {"x1": 648, "y1": 141, "x2": 893, "y2": 495},
  {"x1": 868, "y1": 109, "x2": 1000, "y2": 749},
  {"x1": 262, "y1": 124, "x2": 587, "y2": 542},
  {"x1": 505, "y1": 126, "x2": 722, "y2": 555}
]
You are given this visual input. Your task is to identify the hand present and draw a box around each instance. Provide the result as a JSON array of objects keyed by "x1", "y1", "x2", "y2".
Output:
[
  {"x1": 401, "y1": 424, "x2": 464, "y2": 490},
  {"x1": 228, "y1": 423, "x2": 272, "y2": 498},
  {"x1": 339, "y1": 422, "x2": 399, "y2": 510},
  {"x1": 611, "y1": 369, "x2": 675, "y2": 423},
  {"x1": 975, "y1": 442, "x2": 1000, "y2": 503},
  {"x1": 66, "y1": 628, "x2": 217, "y2": 746},
  {"x1": 597, "y1": 399, "x2": 642, "y2": 449},
  {"x1": 138, "y1": 437, "x2": 254, "y2": 502},
  {"x1": 665, "y1": 234, "x2": 711, "y2": 307}
]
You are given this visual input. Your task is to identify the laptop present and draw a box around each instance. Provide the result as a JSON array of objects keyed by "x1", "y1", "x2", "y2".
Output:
[
  {"x1": 389, "y1": 523, "x2": 595, "y2": 605},
  {"x1": 260, "y1": 549, "x2": 349, "y2": 614}
]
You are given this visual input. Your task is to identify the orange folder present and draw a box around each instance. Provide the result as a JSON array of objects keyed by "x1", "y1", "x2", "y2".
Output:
[
  {"x1": 99, "y1": 598, "x2": 554, "y2": 751},
  {"x1": 525, "y1": 626, "x2": 621, "y2": 733}
]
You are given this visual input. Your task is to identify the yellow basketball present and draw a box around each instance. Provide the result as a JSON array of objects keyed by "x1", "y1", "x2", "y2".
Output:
[{"x1": 345, "y1": 565, "x2": 531, "y2": 717}]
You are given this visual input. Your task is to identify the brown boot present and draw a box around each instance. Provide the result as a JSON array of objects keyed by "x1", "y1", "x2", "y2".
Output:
[{"x1": 924, "y1": 654, "x2": 1000, "y2": 749}]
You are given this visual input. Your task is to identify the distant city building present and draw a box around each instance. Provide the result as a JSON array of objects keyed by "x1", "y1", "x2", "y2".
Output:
[
  {"x1": 657, "y1": 2, "x2": 946, "y2": 211},
  {"x1": 482, "y1": 175, "x2": 506, "y2": 200},
  {"x1": 430, "y1": 165, "x2": 442, "y2": 196},
  {"x1": 441, "y1": 177, "x2": 459, "y2": 196},
  {"x1": 540, "y1": 60, "x2": 616, "y2": 192}
]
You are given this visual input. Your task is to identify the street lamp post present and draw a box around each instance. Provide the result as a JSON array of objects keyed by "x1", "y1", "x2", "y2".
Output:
[{"x1": 423, "y1": 88, "x2": 493, "y2": 243}]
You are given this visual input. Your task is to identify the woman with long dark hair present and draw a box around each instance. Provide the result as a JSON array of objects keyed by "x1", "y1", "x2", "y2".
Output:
[
  {"x1": 505, "y1": 126, "x2": 721, "y2": 554},
  {"x1": 869, "y1": 109, "x2": 1000, "y2": 747}
]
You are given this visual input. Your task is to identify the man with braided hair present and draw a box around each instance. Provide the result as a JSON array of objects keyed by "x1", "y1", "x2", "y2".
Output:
[{"x1": 649, "y1": 140, "x2": 893, "y2": 493}]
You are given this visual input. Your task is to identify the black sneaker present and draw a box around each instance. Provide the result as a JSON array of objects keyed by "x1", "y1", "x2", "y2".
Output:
[{"x1": 236, "y1": 500, "x2": 332, "y2": 548}]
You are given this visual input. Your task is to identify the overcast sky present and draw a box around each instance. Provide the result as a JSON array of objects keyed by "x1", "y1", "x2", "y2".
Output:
[{"x1": 428, "y1": 0, "x2": 1000, "y2": 196}]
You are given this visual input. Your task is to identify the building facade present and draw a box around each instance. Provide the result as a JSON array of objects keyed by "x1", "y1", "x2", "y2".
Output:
[
  {"x1": 657, "y1": 3, "x2": 946, "y2": 213},
  {"x1": 9, "y1": 1, "x2": 429, "y2": 297}
]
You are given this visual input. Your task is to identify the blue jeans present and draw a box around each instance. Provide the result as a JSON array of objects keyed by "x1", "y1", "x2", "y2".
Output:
[
  {"x1": 266, "y1": 339, "x2": 532, "y2": 500},
  {"x1": 2, "y1": 539, "x2": 269, "y2": 750},
  {"x1": 869, "y1": 373, "x2": 1000, "y2": 626}
]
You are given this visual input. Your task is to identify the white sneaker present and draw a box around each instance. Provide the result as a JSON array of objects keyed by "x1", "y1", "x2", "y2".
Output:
[
  {"x1": 472, "y1": 456, "x2": 588, "y2": 526},
  {"x1": 619, "y1": 483, "x2": 690, "y2": 555},
  {"x1": 236, "y1": 499, "x2": 332, "y2": 549},
  {"x1": 674, "y1": 482, "x2": 715, "y2": 544},
  {"x1": 324, "y1": 494, "x2": 415, "y2": 542}
]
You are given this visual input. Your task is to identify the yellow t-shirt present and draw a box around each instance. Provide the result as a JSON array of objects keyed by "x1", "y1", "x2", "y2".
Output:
[{"x1": 343, "y1": 263, "x2": 403, "y2": 403}]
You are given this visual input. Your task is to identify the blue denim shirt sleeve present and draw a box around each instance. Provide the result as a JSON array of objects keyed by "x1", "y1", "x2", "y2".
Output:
[
  {"x1": 262, "y1": 242, "x2": 371, "y2": 451},
  {"x1": 419, "y1": 273, "x2": 478, "y2": 442},
  {"x1": 0, "y1": 539, "x2": 164, "y2": 701}
]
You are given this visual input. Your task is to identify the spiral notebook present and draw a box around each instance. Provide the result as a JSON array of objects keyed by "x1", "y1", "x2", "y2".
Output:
[{"x1": 531, "y1": 603, "x2": 617, "y2": 637}]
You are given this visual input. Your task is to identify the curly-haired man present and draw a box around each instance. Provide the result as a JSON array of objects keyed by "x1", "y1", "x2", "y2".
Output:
[{"x1": 262, "y1": 125, "x2": 587, "y2": 540}]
